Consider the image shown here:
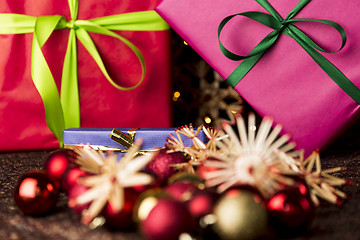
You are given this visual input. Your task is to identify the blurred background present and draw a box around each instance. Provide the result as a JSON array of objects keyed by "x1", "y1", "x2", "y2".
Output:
[{"x1": 170, "y1": 30, "x2": 244, "y2": 128}]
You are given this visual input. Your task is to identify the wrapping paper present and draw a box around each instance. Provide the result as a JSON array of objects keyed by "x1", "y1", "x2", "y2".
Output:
[
  {"x1": 63, "y1": 128, "x2": 207, "y2": 150},
  {"x1": 0, "y1": 0, "x2": 171, "y2": 151},
  {"x1": 156, "y1": 0, "x2": 360, "y2": 156}
]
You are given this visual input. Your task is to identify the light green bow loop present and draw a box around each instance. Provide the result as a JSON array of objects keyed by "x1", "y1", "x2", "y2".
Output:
[{"x1": 75, "y1": 20, "x2": 146, "y2": 90}]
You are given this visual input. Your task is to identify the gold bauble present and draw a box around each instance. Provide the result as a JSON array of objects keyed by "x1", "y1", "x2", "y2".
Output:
[{"x1": 212, "y1": 188, "x2": 268, "y2": 240}]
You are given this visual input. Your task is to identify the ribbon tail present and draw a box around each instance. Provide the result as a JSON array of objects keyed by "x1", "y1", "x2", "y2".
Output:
[
  {"x1": 90, "y1": 10, "x2": 170, "y2": 31},
  {"x1": 0, "y1": 14, "x2": 36, "y2": 34},
  {"x1": 227, "y1": 53, "x2": 265, "y2": 87},
  {"x1": 68, "y1": 0, "x2": 79, "y2": 20},
  {"x1": 61, "y1": 29, "x2": 80, "y2": 129},
  {"x1": 285, "y1": 0, "x2": 311, "y2": 20},
  {"x1": 256, "y1": 0, "x2": 284, "y2": 22},
  {"x1": 288, "y1": 28, "x2": 360, "y2": 105},
  {"x1": 31, "y1": 16, "x2": 65, "y2": 146},
  {"x1": 226, "y1": 30, "x2": 280, "y2": 87}
]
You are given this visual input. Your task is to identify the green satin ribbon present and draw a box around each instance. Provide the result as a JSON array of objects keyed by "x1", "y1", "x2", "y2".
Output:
[
  {"x1": 219, "y1": 0, "x2": 360, "y2": 104},
  {"x1": 0, "y1": 0, "x2": 169, "y2": 147}
]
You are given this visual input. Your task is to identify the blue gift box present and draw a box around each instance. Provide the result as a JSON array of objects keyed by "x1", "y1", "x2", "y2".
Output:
[{"x1": 63, "y1": 128, "x2": 207, "y2": 152}]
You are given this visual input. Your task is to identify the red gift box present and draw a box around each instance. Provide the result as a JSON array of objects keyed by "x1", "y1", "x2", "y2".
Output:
[{"x1": 0, "y1": 0, "x2": 171, "y2": 151}]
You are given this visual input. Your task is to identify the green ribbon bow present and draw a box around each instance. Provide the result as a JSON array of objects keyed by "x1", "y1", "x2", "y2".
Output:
[
  {"x1": 0, "y1": 0, "x2": 169, "y2": 147},
  {"x1": 218, "y1": 0, "x2": 360, "y2": 104}
]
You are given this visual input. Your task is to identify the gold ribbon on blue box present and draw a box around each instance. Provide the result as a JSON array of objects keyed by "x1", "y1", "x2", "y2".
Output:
[
  {"x1": 0, "y1": 0, "x2": 169, "y2": 146},
  {"x1": 63, "y1": 128, "x2": 208, "y2": 154}
]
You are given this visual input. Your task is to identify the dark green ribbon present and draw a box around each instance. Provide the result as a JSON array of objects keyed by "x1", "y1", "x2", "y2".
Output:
[
  {"x1": 219, "y1": 0, "x2": 360, "y2": 104},
  {"x1": 0, "y1": 0, "x2": 169, "y2": 147}
]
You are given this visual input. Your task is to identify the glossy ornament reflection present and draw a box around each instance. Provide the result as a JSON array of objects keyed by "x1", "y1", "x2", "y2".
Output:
[
  {"x1": 141, "y1": 198, "x2": 195, "y2": 240},
  {"x1": 14, "y1": 169, "x2": 60, "y2": 215},
  {"x1": 61, "y1": 167, "x2": 87, "y2": 193},
  {"x1": 101, "y1": 187, "x2": 139, "y2": 230},
  {"x1": 267, "y1": 178, "x2": 314, "y2": 233},
  {"x1": 145, "y1": 149, "x2": 187, "y2": 183},
  {"x1": 44, "y1": 149, "x2": 76, "y2": 189}
]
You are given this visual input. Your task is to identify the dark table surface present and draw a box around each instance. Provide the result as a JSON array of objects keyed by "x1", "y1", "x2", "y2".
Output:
[{"x1": 1, "y1": 124, "x2": 360, "y2": 240}]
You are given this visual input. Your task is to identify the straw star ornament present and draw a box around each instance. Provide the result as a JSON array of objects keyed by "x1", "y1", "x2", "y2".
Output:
[
  {"x1": 203, "y1": 113, "x2": 300, "y2": 198},
  {"x1": 295, "y1": 151, "x2": 347, "y2": 206},
  {"x1": 166, "y1": 124, "x2": 228, "y2": 173},
  {"x1": 69, "y1": 140, "x2": 155, "y2": 225}
]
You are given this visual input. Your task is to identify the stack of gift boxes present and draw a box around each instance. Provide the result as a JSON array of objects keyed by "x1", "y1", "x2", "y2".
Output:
[{"x1": 3, "y1": 0, "x2": 359, "y2": 239}]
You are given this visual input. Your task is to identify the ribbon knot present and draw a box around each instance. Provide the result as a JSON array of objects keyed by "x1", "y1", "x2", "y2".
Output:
[
  {"x1": 65, "y1": 20, "x2": 77, "y2": 29},
  {"x1": 218, "y1": 0, "x2": 360, "y2": 105},
  {"x1": 56, "y1": 17, "x2": 78, "y2": 29},
  {"x1": 278, "y1": 19, "x2": 289, "y2": 30}
]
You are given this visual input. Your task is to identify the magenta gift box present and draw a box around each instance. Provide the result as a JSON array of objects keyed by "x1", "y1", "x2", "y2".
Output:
[{"x1": 156, "y1": 0, "x2": 360, "y2": 156}]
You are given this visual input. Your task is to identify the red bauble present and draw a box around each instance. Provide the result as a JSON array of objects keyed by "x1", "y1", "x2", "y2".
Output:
[
  {"x1": 14, "y1": 169, "x2": 60, "y2": 215},
  {"x1": 61, "y1": 167, "x2": 87, "y2": 193},
  {"x1": 168, "y1": 172, "x2": 203, "y2": 185},
  {"x1": 68, "y1": 182, "x2": 91, "y2": 215},
  {"x1": 44, "y1": 149, "x2": 76, "y2": 189},
  {"x1": 134, "y1": 188, "x2": 170, "y2": 224},
  {"x1": 132, "y1": 184, "x2": 154, "y2": 193},
  {"x1": 165, "y1": 181, "x2": 200, "y2": 202},
  {"x1": 267, "y1": 180, "x2": 314, "y2": 232},
  {"x1": 145, "y1": 149, "x2": 186, "y2": 183},
  {"x1": 188, "y1": 190, "x2": 219, "y2": 221},
  {"x1": 141, "y1": 198, "x2": 195, "y2": 240},
  {"x1": 132, "y1": 179, "x2": 161, "y2": 194},
  {"x1": 196, "y1": 162, "x2": 219, "y2": 180},
  {"x1": 101, "y1": 188, "x2": 140, "y2": 230}
]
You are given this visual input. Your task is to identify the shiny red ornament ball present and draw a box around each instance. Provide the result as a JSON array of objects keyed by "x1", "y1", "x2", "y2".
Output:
[
  {"x1": 68, "y1": 182, "x2": 91, "y2": 216},
  {"x1": 141, "y1": 198, "x2": 195, "y2": 240},
  {"x1": 267, "y1": 180, "x2": 314, "y2": 232},
  {"x1": 61, "y1": 167, "x2": 87, "y2": 193},
  {"x1": 165, "y1": 181, "x2": 200, "y2": 202},
  {"x1": 101, "y1": 188, "x2": 140, "y2": 230},
  {"x1": 145, "y1": 149, "x2": 186, "y2": 183},
  {"x1": 196, "y1": 162, "x2": 219, "y2": 180},
  {"x1": 133, "y1": 188, "x2": 170, "y2": 224},
  {"x1": 188, "y1": 190, "x2": 219, "y2": 221},
  {"x1": 14, "y1": 169, "x2": 60, "y2": 215},
  {"x1": 168, "y1": 172, "x2": 203, "y2": 186},
  {"x1": 44, "y1": 149, "x2": 76, "y2": 189}
]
